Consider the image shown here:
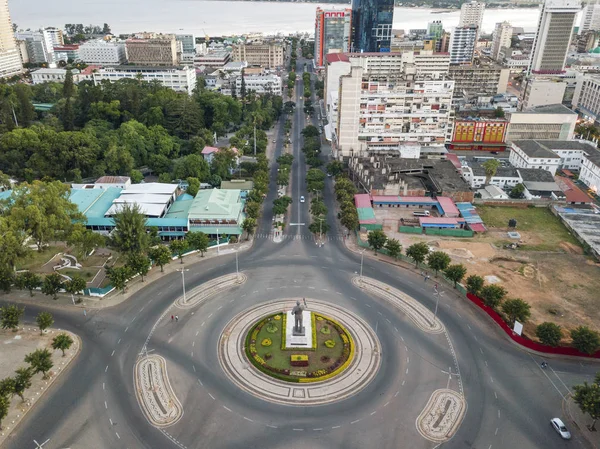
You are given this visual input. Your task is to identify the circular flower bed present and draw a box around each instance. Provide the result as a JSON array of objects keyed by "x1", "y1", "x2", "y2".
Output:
[{"x1": 244, "y1": 312, "x2": 354, "y2": 383}]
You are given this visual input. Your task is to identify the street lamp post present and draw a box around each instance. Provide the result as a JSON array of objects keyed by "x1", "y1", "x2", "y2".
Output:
[
  {"x1": 235, "y1": 250, "x2": 240, "y2": 281},
  {"x1": 360, "y1": 250, "x2": 365, "y2": 281},
  {"x1": 177, "y1": 268, "x2": 189, "y2": 304},
  {"x1": 432, "y1": 285, "x2": 441, "y2": 328}
]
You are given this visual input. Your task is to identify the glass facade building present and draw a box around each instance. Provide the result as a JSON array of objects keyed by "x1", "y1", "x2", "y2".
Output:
[{"x1": 351, "y1": 0, "x2": 394, "y2": 53}]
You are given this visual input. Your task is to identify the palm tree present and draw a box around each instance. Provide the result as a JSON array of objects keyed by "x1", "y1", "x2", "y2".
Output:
[{"x1": 482, "y1": 159, "x2": 501, "y2": 185}]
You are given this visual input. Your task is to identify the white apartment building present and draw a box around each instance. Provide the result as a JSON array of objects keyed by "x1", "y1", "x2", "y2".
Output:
[
  {"x1": 79, "y1": 39, "x2": 127, "y2": 65},
  {"x1": 235, "y1": 74, "x2": 282, "y2": 95},
  {"x1": 176, "y1": 34, "x2": 195, "y2": 54},
  {"x1": 580, "y1": 151, "x2": 600, "y2": 193},
  {"x1": 0, "y1": 0, "x2": 23, "y2": 78},
  {"x1": 449, "y1": 26, "x2": 477, "y2": 65},
  {"x1": 580, "y1": 1, "x2": 600, "y2": 33},
  {"x1": 31, "y1": 68, "x2": 74, "y2": 84},
  {"x1": 529, "y1": 0, "x2": 580, "y2": 74},
  {"x1": 507, "y1": 104, "x2": 577, "y2": 140},
  {"x1": 491, "y1": 22, "x2": 512, "y2": 61},
  {"x1": 572, "y1": 73, "x2": 600, "y2": 122},
  {"x1": 335, "y1": 52, "x2": 454, "y2": 159},
  {"x1": 521, "y1": 77, "x2": 567, "y2": 109},
  {"x1": 92, "y1": 66, "x2": 197, "y2": 95},
  {"x1": 458, "y1": 1, "x2": 485, "y2": 29},
  {"x1": 509, "y1": 140, "x2": 563, "y2": 175}
]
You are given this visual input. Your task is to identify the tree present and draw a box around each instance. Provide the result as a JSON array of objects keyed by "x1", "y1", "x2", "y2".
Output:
[
  {"x1": 42, "y1": 273, "x2": 64, "y2": 300},
  {"x1": 479, "y1": 284, "x2": 507, "y2": 309},
  {"x1": 501, "y1": 298, "x2": 531, "y2": 325},
  {"x1": 445, "y1": 264, "x2": 467, "y2": 288},
  {"x1": 170, "y1": 239, "x2": 188, "y2": 263},
  {"x1": 36, "y1": 312, "x2": 54, "y2": 335},
  {"x1": 0, "y1": 305, "x2": 24, "y2": 331},
  {"x1": 110, "y1": 203, "x2": 148, "y2": 256},
  {"x1": 186, "y1": 231, "x2": 209, "y2": 257},
  {"x1": 427, "y1": 251, "x2": 451, "y2": 276},
  {"x1": 130, "y1": 169, "x2": 144, "y2": 184},
  {"x1": 509, "y1": 183, "x2": 525, "y2": 199},
  {"x1": 148, "y1": 245, "x2": 172, "y2": 271},
  {"x1": 63, "y1": 69, "x2": 75, "y2": 99},
  {"x1": 340, "y1": 208, "x2": 359, "y2": 232},
  {"x1": 0, "y1": 378, "x2": 15, "y2": 397},
  {"x1": 406, "y1": 242, "x2": 430, "y2": 267},
  {"x1": 242, "y1": 218, "x2": 257, "y2": 240},
  {"x1": 13, "y1": 367, "x2": 33, "y2": 401},
  {"x1": 494, "y1": 106, "x2": 505, "y2": 118},
  {"x1": 367, "y1": 230, "x2": 387, "y2": 254},
  {"x1": 327, "y1": 160, "x2": 343, "y2": 176},
  {"x1": 536, "y1": 322, "x2": 562, "y2": 347},
  {"x1": 0, "y1": 394, "x2": 9, "y2": 430},
  {"x1": 466, "y1": 275, "x2": 484, "y2": 296},
  {"x1": 15, "y1": 272, "x2": 42, "y2": 296},
  {"x1": 573, "y1": 379, "x2": 600, "y2": 431},
  {"x1": 385, "y1": 238, "x2": 402, "y2": 259},
  {"x1": 106, "y1": 266, "x2": 132, "y2": 293},
  {"x1": 482, "y1": 159, "x2": 501, "y2": 184},
  {"x1": 127, "y1": 253, "x2": 151, "y2": 282},
  {"x1": 571, "y1": 326, "x2": 600, "y2": 355},
  {"x1": 246, "y1": 201, "x2": 260, "y2": 219},
  {"x1": 24, "y1": 349, "x2": 53, "y2": 379},
  {"x1": 52, "y1": 333, "x2": 74, "y2": 356},
  {"x1": 187, "y1": 177, "x2": 200, "y2": 197},
  {"x1": 65, "y1": 275, "x2": 86, "y2": 301},
  {"x1": 67, "y1": 224, "x2": 105, "y2": 260}
]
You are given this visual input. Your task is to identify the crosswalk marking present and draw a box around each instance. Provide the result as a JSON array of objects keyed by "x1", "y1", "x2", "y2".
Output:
[{"x1": 253, "y1": 233, "x2": 345, "y2": 241}]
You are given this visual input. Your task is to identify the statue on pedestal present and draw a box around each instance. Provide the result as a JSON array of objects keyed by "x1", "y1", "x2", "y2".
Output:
[{"x1": 291, "y1": 300, "x2": 305, "y2": 336}]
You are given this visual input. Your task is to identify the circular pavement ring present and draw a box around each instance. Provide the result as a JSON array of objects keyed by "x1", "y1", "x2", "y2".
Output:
[
  {"x1": 416, "y1": 389, "x2": 466, "y2": 443},
  {"x1": 219, "y1": 298, "x2": 381, "y2": 406}
]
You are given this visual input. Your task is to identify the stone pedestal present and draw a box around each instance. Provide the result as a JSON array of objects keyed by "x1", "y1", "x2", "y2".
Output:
[{"x1": 285, "y1": 310, "x2": 313, "y2": 349}]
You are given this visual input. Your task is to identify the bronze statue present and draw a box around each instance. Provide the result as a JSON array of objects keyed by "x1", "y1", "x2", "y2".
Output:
[{"x1": 291, "y1": 300, "x2": 304, "y2": 334}]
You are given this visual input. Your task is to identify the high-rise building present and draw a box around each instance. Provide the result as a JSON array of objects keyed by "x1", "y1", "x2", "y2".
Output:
[
  {"x1": 427, "y1": 21, "x2": 444, "y2": 40},
  {"x1": 176, "y1": 34, "x2": 196, "y2": 54},
  {"x1": 449, "y1": 26, "x2": 478, "y2": 65},
  {"x1": 126, "y1": 34, "x2": 179, "y2": 66},
  {"x1": 334, "y1": 51, "x2": 454, "y2": 158},
  {"x1": 580, "y1": 1, "x2": 600, "y2": 33},
  {"x1": 15, "y1": 32, "x2": 48, "y2": 64},
  {"x1": 314, "y1": 8, "x2": 352, "y2": 68},
  {"x1": 458, "y1": 1, "x2": 485, "y2": 29},
  {"x1": 491, "y1": 21, "x2": 513, "y2": 61},
  {"x1": 231, "y1": 41, "x2": 284, "y2": 69},
  {"x1": 79, "y1": 39, "x2": 127, "y2": 65},
  {"x1": 0, "y1": 0, "x2": 23, "y2": 78},
  {"x1": 529, "y1": 0, "x2": 580, "y2": 74},
  {"x1": 350, "y1": 0, "x2": 394, "y2": 53}
]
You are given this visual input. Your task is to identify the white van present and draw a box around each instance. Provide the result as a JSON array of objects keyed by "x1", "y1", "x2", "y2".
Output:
[{"x1": 413, "y1": 211, "x2": 431, "y2": 217}]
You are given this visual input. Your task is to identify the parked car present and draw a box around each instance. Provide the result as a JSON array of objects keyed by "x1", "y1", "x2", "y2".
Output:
[
  {"x1": 300, "y1": 196, "x2": 305, "y2": 203},
  {"x1": 550, "y1": 418, "x2": 571, "y2": 440}
]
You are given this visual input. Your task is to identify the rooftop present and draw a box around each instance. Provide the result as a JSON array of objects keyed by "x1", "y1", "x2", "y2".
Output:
[
  {"x1": 523, "y1": 181, "x2": 564, "y2": 195},
  {"x1": 521, "y1": 104, "x2": 577, "y2": 115},
  {"x1": 512, "y1": 140, "x2": 561, "y2": 159},
  {"x1": 554, "y1": 176, "x2": 593, "y2": 204},
  {"x1": 188, "y1": 189, "x2": 243, "y2": 221},
  {"x1": 122, "y1": 183, "x2": 178, "y2": 195},
  {"x1": 555, "y1": 206, "x2": 600, "y2": 258},
  {"x1": 201, "y1": 146, "x2": 219, "y2": 155},
  {"x1": 95, "y1": 176, "x2": 131, "y2": 184},
  {"x1": 471, "y1": 162, "x2": 519, "y2": 178},
  {"x1": 326, "y1": 53, "x2": 350, "y2": 64},
  {"x1": 518, "y1": 168, "x2": 556, "y2": 183},
  {"x1": 221, "y1": 180, "x2": 254, "y2": 191}
]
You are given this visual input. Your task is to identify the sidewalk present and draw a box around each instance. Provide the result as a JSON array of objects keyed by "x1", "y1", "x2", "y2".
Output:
[
  {"x1": 1, "y1": 239, "x2": 253, "y2": 311},
  {"x1": 564, "y1": 394, "x2": 600, "y2": 449}
]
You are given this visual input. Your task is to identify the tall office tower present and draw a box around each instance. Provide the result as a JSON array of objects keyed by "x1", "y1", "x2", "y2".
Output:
[
  {"x1": 458, "y1": 1, "x2": 485, "y2": 29},
  {"x1": 491, "y1": 21, "x2": 513, "y2": 61},
  {"x1": 427, "y1": 21, "x2": 444, "y2": 40},
  {"x1": 314, "y1": 7, "x2": 352, "y2": 68},
  {"x1": 580, "y1": 1, "x2": 600, "y2": 33},
  {"x1": 0, "y1": 0, "x2": 22, "y2": 78},
  {"x1": 350, "y1": 0, "x2": 394, "y2": 53},
  {"x1": 529, "y1": 0, "x2": 580, "y2": 74},
  {"x1": 449, "y1": 26, "x2": 478, "y2": 65}
]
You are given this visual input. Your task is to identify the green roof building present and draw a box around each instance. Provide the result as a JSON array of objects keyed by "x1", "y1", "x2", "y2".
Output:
[{"x1": 188, "y1": 189, "x2": 245, "y2": 235}]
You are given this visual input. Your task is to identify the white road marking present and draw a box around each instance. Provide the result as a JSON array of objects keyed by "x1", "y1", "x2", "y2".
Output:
[
  {"x1": 336, "y1": 292, "x2": 342, "y2": 295},
  {"x1": 293, "y1": 428, "x2": 304, "y2": 431},
  {"x1": 490, "y1": 376, "x2": 494, "y2": 383},
  {"x1": 406, "y1": 368, "x2": 409, "y2": 374},
  {"x1": 207, "y1": 313, "x2": 213, "y2": 318},
  {"x1": 115, "y1": 432, "x2": 120, "y2": 440},
  {"x1": 467, "y1": 324, "x2": 471, "y2": 330},
  {"x1": 102, "y1": 383, "x2": 105, "y2": 390},
  {"x1": 386, "y1": 319, "x2": 391, "y2": 324},
  {"x1": 365, "y1": 304, "x2": 371, "y2": 308},
  {"x1": 313, "y1": 427, "x2": 323, "y2": 431},
  {"x1": 494, "y1": 391, "x2": 498, "y2": 399},
  {"x1": 104, "y1": 401, "x2": 108, "y2": 409},
  {"x1": 400, "y1": 336, "x2": 404, "y2": 342},
  {"x1": 193, "y1": 365, "x2": 196, "y2": 372},
  {"x1": 208, "y1": 393, "x2": 215, "y2": 400},
  {"x1": 495, "y1": 428, "x2": 499, "y2": 436},
  {"x1": 243, "y1": 417, "x2": 253, "y2": 422},
  {"x1": 124, "y1": 326, "x2": 129, "y2": 333},
  {"x1": 370, "y1": 411, "x2": 376, "y2": 416},
  {"x1": 485, "y1": 361, "x2": 488, "y2": 367},
  {"x1": 117, "y1": 338, "x2": 121, "y2": 344},
  {"x1": 350, "y1": 297, "x2": 357, "y2": 300},
  {"x1": 111, "y1": 350, "x2": 115, "y2": 357},
  {"x1": 321, "y1": 289, "x2": 329, "y2": 292},
  {"x1": 191, "y1": 351, "x2": 193, "y2": 357},
  {"x1": 201, "y1": 322, "x2": 205, "y2": 327},
  {"x1": 193, "y1": 341, "x2": 195, "y2": 347},
  {"x1": 217, "y1": 306, "x2": 222, "y2": 311},
  {"x1": 384, "y1": 401, "x2": 390, "y2": 407},
  {"x1": 351, "y1": 419, "x2": 361, "y2": 424},
  {"x1": 105, "y1": 365, "x2": 108, "y2": 372},
  {"x1": 223, "y1": 406, "x2": 232, "y2": 412},
  {"x1": 266, "y1": 425, "x2": 278, "y2": 429},
  {"x1": 331, "y1": 426, "x2": 341, "y2": 429},
  {"x1": 396, "y1": 389, "x2": 401, "y2": 395},
  {"x1": 196, "y1": 331, "x2": 199, "y2": 336},
  {"x1": 109, "y1": 418, "x2": 113, "y2": 425},
  {"x1": 480, "y1": 347, "x2": 484, "y2": 354},
  {"x1": 407, "y1": 357, "x2": 410, "y2": 364},
  {"x1": 498, "y1": 409, "x2": 501, "y2": 418}
]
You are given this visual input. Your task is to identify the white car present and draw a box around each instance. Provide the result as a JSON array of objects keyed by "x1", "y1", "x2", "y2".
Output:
[
  {"x1": 550, "y1": 418, "x2": 571, "y2": 440},
  {"x1": 300, "y1": 196, "x2": 305, "y2": 203}
]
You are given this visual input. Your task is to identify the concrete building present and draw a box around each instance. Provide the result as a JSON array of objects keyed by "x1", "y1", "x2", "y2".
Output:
[
  {"x1": 448, "y1": 60, "x2": 510, "y2": 102},
  {"x1": 507, "y1": 104, "x2": 577, "y2": 140},
  {"x1": 580, "y1": 148, "x2": 600, "y2": 193},
  {"x1": 449, "y1": 26, "x2": 478, "y2": 65},
  {"x1": 53, "y1": 45, "x2": 79, "y2": 63},
  {"x1": 314, "y1": 8, "x2": 352, "y2": 68},
  {"x1": 521, "y1": 77, "x2": 567, "y2": 109},
  {"x1": 580, "y1": 1, "x2": 600, "y2": 33},
  {"x1": 449, "y1": 118, "x2": 508, "y2": 151},
  {"x1": 491, "y1": 22, "x2": 513, "y2": 61},
  {"x1": 91, "y1": 65, "x2": 196, "y2": 95},
  {"x1": 194, "y1": 50, "x2": 231, "y2": 69},
  {"x1": 43, "y1": 27, "x2": 63, "y2": 48},
  {"x1": 0, "y1": 0, "x2": 22, "y2": 78},
  {"x1": 571, "y1": 73, "x2": 600, "y2": 122},
  {"x1": 427, "y1": 21, "x2": 444, "y2": 40},
  {"x1": 334, "y1": 51, "x2": 454, "y2": 159},
  {"x1": 17, "y1": 33, "x2": 47, "y2": 64},
  {"x1": 79, "y1": 39, "x2": 127, "y2": 65},
  {"x1": 509, "y1": 140, "x2": 562, "y2": 174},
  {"x1": 231, "y1": 41, "x2": 283, "y2": 69},
  {"x1": 350, "y1": 0, "x2": 394, "y2": 53},
  {"x1": 458, "y1": 1, "x2": 485, "y2": 29},
  {"x1": 176, "y1": 34, "x2": 195, "y2": 54},
  {"x1": 31, "y1": 68, "x2": 74, "y2": 84},
  {"x1": 126, "y1": 35, "x2": 179, "y2": 66},
  {"x1": 529, "y1": 0, "x2": 580, "y2": 74},
  {"x1": 235, "y1": 73, "x2": 282, "y2": 95}
]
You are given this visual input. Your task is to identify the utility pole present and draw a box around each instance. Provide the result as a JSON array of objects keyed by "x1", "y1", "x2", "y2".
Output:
[
  {"x1": 360, "y1": 250, "x2": 365, "y2": 282},
  {"x1": 216, "y1": 228, "x2": 220, "y2": 254},
  {"x1": 432, "y1": 285, "x2": 441, "y2": 328},
  {"x1": 235, "y1": 250, "x2": 240, "y2": 280},
  {"x1": 254, "y1": 123, "x2": 257, "y2": 156},
  {"x1": 176, "y1": 268, "x2": 189, "y2": 304}
]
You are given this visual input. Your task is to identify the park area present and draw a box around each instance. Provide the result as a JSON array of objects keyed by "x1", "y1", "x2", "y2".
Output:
[{"x1": 374, "y1": 205, "x2": 600, "y2": 338}]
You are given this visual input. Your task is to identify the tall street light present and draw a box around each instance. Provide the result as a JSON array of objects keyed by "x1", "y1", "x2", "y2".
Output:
[
  {"x1": 360, "y1": 249, "x2": 365, "y2": 283},
  {"x1": 177, "y1": 268, "x2": 189, "y2": 304},
  {"x1": 432, "y1": 284, "x2": 442, "y2": 328},
  {"x1": 235, "y1": 250, "x2": 240, "y2": 281}
]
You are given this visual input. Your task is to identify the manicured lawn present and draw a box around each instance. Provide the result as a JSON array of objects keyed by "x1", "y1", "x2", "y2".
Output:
[
  {"x1": 16, "y1": 245, "x2": 64, "y2": 272},
  {"x1": 59, "y1": 267, "x2": 102, "y2": 281},
  {"x1": 253, "y1": 313, "x2": 345, "y2": 373},
  {"x1": 477, "y1": 206, "x2": 581, "y2": 251}
]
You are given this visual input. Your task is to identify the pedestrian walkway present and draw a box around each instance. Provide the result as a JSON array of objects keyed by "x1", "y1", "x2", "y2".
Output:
[{"x1": 253, "y1": 233, "x2": 346, "y2": 241}]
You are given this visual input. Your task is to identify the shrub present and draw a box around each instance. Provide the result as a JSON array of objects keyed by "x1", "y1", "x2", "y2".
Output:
[
  {"x1": 261, "y1": 338, "x2": 272, "y2": 347},
  {"x1": 571, "y1": 326, "x2": 600, "y2": 355},
  {"x1": 320, "y1": 325, "x2": 331, "y2": 335},
  {"x1": 535, "y1": 322, "x2": 562, "y2": 347},
  {"x1": 324, "y1": 339, "x2": 336, "y2": 348},
  {"x1": 265, "y1": 322, "x2": 278, "y2": 333}
]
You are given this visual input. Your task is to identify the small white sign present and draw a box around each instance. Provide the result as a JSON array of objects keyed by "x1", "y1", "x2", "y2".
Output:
[{"x1": 514, "y1": 320, "x2": 523, "y2": 336}]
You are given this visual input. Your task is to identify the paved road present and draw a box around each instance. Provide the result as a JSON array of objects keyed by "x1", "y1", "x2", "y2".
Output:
[{"x1": 2, "y1": 58, "x2": 598, "y2": 449}]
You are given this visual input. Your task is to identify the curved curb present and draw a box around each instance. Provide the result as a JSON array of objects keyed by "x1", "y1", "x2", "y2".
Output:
[
  {"x1": 219, "y1": 299, "x2": 381, "y2": 406},
  {"x1": 353, "y1": 276, "x2": 444, "y2": 334},
  {"x1": 175, "y1": 273, "x2": 247, "y2": 309},
  {"x1": 416, "y1": 389, "x2": 466, "y2": 443},
  {"x1": 134, "y1": 355, "x2": 183, "y2": 428}
]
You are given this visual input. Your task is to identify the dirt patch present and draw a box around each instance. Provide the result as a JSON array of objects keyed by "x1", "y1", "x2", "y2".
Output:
[{"x1": 560, "y1": 242, "x2": 584, "y2": 254}]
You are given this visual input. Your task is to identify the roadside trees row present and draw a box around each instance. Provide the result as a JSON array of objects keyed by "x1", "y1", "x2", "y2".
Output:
[{"x1": 334, "y1": 177, "x2": 359, "y2": 233}]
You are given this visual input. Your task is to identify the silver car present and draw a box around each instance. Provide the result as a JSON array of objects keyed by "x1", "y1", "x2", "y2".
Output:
[{"x1": 550, "y1": 418, "x2": 571, "y2": 440}]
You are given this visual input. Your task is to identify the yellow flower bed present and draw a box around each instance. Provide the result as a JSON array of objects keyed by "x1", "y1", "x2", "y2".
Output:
[{"x1": 261, "y1": 338, "x2": 272, "y2": 347}]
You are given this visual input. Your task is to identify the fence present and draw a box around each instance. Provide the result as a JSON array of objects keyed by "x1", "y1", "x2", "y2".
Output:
[
  {"x1": 424, "y1": 228, "x2": 474, "y2": 237},
  {"x1": 399, "y1": 226, "x2": 422, "y2": 234}
]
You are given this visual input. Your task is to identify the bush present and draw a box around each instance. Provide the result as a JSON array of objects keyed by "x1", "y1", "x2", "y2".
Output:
[
  {"x1": 320, "y1": 325, "x2": 331, "y2": 335},
  {"x1": 571, "y1": 326, "x2": 600, "y2": 355},
  {"x1": 265, "y1": 322, "x2": 278, "y2": 333},
  {"x1": 261, "y1": 338, "x2": 272, "y2": 347},
  {"x1": 535, "y1": 322, "x2": 562, "y2": 347},
  {"x1": 324, "y1": 339, "x2": 336, "y2": 348}
]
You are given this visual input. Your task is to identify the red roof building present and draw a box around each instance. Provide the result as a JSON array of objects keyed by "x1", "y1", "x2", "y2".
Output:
[{"x1": 449, "y1": 118, "x2": 508, "y2": 151}]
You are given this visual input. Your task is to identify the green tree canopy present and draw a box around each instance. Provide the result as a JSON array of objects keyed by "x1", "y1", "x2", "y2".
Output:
[
  {"x1": 106, "y1": 265, "x2": 133, "y2": 292},
  {"x1": 24, "y1": 349, "x2": 53, "y2": 379},
  {"x1": 127, "y1": 253, "x2": 151, "y2": 282},
  {"x1": 367, "y1": 230, "x2": 387, "y2": 254},
  {"x1": 479, "y1": 284, "x2": 507, "y2": 309},
  {"x1": 385, "y1": 238, "x2": 402, "y2": 259},
  {"x1": 148, "y1": 245, "x2": 172, "y2": 271},
  {"x1": 110, "y1": 203, "x2": 148, "y2": 256},
  {"x1": 186, "y1": 231, "x2": 209, "y2": 256},
  {"x1": 406, "y1": 242, "x2": 430, "y2": 267},
  {"x1": 36, "y1": 312, "x2": 54, "y2": 335},
  {"x1": 535, "y1": 322, "x2": 562, "y2": 347},
  {"x1": 571, "y1": 326, "x2": 600, "y2": 355},
  {"x1": 14, "y1": 271, "x2": 42, "y2": 296},
  {"x1": 466, "y1": 275, "x2": 484, "y2": 296},
  {"x1": 42, "y1": 273, "x2": 64, "y2": 300},
  {"x1": 444, "y1": 264, "x2": 467, "y2": 288},
  {"x1": 427, "y1": 251, "x2": 451, "y2": 276},
  {"x1": 573, "y1": 377, "x2": 600, "y2": 430},
  {"x1": 501, "y1": 298, "x2": 531, "y2": 325},
  {"x1": 170, "y1": 239, "x2": 188, "y2": 263},
  {"x1": 52, "y1": 333, "x2": 74, "y2": 356},
  {"x1": 0, "y1": 305, "x2": 24, "y2": 331}
]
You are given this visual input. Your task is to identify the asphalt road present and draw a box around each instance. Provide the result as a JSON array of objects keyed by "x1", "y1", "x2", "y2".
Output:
[{"x1": 2, "y1": 58, "x2": 598, "y2": 449}]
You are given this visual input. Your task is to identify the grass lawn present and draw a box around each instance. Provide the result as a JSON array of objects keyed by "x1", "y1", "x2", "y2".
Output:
[
  {"x1": 16, "y1": 245, "x2": 65, "y2": 272},
  {"x1": 253, "y1": 314, "x2": 345, "y2": 373},
  {"x1": 59, "y1": 267, "x2": 102, "y2": 282},
  {"x1": 477, "y1": 206, "x2": 581, "y2": 251}
]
